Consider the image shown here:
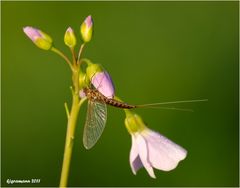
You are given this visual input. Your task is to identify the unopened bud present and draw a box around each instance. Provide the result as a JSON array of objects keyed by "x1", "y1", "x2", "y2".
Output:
[
  {"x1": 86, "y1": 63, "x2": 115, "y2": 98},
  {"x1": 23, "y1": 26, "x2": 52, "y2": 50},
  {"x1": 80, "y1": 15, "x2": 93, "y2": 43},
  {"x1": 64, "y1": 27, "x2": 76, "y2": 48}
]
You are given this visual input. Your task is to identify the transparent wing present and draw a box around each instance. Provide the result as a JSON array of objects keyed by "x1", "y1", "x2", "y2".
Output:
[{"x1": 83, "y1": 100, "x2": 107, "y2": 149}]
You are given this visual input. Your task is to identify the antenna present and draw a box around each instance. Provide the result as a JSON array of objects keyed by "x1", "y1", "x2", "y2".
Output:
[{"x1": 135, "y1": 99, "x2": 208, "y2": 111}]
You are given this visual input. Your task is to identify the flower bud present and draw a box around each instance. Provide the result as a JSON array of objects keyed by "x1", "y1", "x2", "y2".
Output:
[
  {"x1": 23, "y1": 26, "x2": 52, "y2": 50},
  {"x1": 64, "y1": 27, "x2": 76, "y2": 48},
  {"x1": 86, "y1": 63, "x2": 115, "y2": 98},
  {"x1": 80, "y1": 15, "x2": 93, "y2": 43}
]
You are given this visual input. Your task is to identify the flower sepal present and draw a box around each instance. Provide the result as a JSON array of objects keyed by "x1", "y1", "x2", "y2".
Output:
[
  {"x1": 86, "y1": 63, "x2": 103, "y2": 80},
  {"x1": 79, "y1": 70, "x2": 88, "y2": 90},
  {"x1": 125, "y1": 111, "x2": 146, "y2": 133}
]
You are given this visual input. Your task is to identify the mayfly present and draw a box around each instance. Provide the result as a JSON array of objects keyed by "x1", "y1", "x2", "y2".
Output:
[{"x1": 82, "y1": 87, "x2": 207, "y2": 149}]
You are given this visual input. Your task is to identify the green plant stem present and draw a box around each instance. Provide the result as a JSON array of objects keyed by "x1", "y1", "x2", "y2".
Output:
[
  {"x1": 60, "y1": 64, "x2": 80, "y2": 187},
  {"x1": 70, "y1": 48, "x2": 77, "y2": 66},
  {"x1": 64, "y1": 102, "x2": 70, "y2": 119},
  {"x1": 79, "y1": 58, "x2": 92, "y2": 66},
  {"x1": 77, "y1": 43, "x2": 85, "y2": 63},
  {"x1": 59, "y1": 44, "x2": 86, "y2": 187},
  {"x1": 60, "y1": 94, "x2": 80, "y2": 188}
]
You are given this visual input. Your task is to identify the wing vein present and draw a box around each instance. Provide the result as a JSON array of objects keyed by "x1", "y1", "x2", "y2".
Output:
[{"x1": 83, "y1": 100, "x2": 107, "y2": 149}]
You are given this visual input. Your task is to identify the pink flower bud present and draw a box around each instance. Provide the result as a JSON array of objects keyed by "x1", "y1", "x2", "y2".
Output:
[
  {"x1": 80, "y1": 15, "x2": 93, "y2": 43},
  {"x1": 91, "y1": 71, "x2": 115, "y2": 99},
  {"x1": 85, "y1": 15, "x2": 93, "y2": 28},
  {"x1": 23, "y1": 26, "x2": 52, "y2": 50},
  {"x1": 64, "y1": 27, "x2": 76, "y2": 48}
]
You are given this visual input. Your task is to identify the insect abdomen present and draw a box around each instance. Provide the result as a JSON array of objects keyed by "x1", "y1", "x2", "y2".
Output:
[
  {"x1": 84, "y1": 88, "x2": 136, "y2": 109},
  {"x1": 106, "y1": 98, "x2": 135, "y2": 109}
]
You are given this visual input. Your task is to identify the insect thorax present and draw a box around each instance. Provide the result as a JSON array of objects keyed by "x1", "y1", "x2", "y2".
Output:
[{"x1": 84, "y1": 88, "x2": 104, "y2": 102}]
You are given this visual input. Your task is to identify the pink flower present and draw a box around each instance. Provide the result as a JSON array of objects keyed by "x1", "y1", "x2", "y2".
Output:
[
  {"x1": 130, "y1": 128, "x2": 187, "y2": 178},
  {"x1": 91, "y1": 71, "x2": 115, "y2": 99},
  {"x1": 23, "y1": 26, "x2": 52, "y2": 50},
  {"x1": 125, "y1": 112, "x2": 187, "y2": 178}
]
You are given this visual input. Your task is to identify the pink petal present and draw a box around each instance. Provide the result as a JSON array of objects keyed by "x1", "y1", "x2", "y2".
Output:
[
  {"x1": 23, "y1": 26, "x2": 41, "y2": 41},
  {"x1": 130, "y1": 135, "x2": 143, "y2": 174},
  {"x1": 79, "y1": 89, "x2": 86, "y2": 98},
  {"x1": 66, "y1": 27, "x2": 73, "y2": 33},
  {"x1": 92, "y1": 71, "x2": 115, "y2": 98},
  {"x1": 135, "y1": 133, "x2": 156, "y2": 178},
  {"x1": 143, "y1": 129, "x2": 187, "y2": 171},
  {"x1": 85, "y1": 15, "x2": 93, "y2": 28}
]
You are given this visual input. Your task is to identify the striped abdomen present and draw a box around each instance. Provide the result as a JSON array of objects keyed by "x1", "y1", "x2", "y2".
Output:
[
  {"x1": 84, "y1": 88, "x2": 136, "y2": 109},
  {"x1": 104, "y1": 97, "x2": 136, "y2": 109}
]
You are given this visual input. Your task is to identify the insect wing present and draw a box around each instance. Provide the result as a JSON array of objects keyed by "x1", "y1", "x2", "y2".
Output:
[{"x1": 83, "y1": 100, "x2": 107, "y2": 149}]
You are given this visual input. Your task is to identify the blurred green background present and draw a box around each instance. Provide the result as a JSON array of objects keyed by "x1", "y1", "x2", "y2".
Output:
[{"x1": 1, "y1": 1, "x2": 239, "y2": 187}]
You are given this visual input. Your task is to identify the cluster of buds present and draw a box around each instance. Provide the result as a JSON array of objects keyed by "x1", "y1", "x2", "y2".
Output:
[
  {"x1": 23, "y1": 15, "x2": 115, "y2": 100},
  {"x1": 23, "y1": 15, "x2": 93, "y2": 51}
]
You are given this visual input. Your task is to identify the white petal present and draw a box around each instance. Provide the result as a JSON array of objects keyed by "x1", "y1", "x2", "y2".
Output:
[
  {"x1": 143, "y1": 128, "x2": 187, "y2": 171},
  {"x1": 135, "y1": 133, "x2": 156, "y2": 178},
  {"x1": 130, "y1": 135, "x2": 143, "y2": 174}
]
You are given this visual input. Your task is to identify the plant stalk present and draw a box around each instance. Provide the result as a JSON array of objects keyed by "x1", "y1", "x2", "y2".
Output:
[
  {"x1": 59, "y1": 43, "x2": 86, "y2": 187},
  {"x1": 59, "y1": 93, "x2": 80, "y2": 187},
  {"x1": 60, "y1": 61, "x2": 81, "y2": 187}
]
